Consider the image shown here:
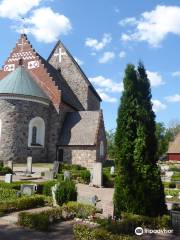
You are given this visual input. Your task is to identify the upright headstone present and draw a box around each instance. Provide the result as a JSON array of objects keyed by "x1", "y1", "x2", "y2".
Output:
[
  {"x1": 110, "y1": 166, "x2": 115, "y2": 175},
  {"x1": 64, "y1": 171, "x2": 71, "y2": 180},
  {"x1": 52, "y1": 161, "x2": 60, "y2": 175},
  {"x1": 5, "y1": 174, "x2": 12, "y2": 183},
  {"x1": 27, "y1": 156, "x2": 32, "y2": 174},
  {"x1": 51, "y1": 184, "x2": 59, "y2": 207},
  {"x1": 7, "y1": 160, "x2": 13, "y2": 172},
  {"x1": 21, "y1": 184, "x2": 37, "y2": 196},
  {"x1": 92, "y1": 162, "x2": 102, "y2": 187}
]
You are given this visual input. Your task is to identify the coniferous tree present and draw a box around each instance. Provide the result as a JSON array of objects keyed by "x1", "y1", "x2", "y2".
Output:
[{"x1": 114, "y1": 63, "x2": 167, "y2": 217}]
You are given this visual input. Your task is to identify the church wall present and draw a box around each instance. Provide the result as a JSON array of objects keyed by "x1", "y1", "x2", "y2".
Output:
[
  {"x1": 49, "y1": 43, "x2": 101, "y2": 111},
  {"x1": 88, "y1": 88, "x2": 100, "y2": 110},
  {"x1": 0, "y1": 99, "x2": 49, "y2": 163},
  {"x1": 60, "y1": 146, "x2": 97, "y2": 169},
  {"x1": 47, "y1": 102, "x2": 74, "y2": 162}
]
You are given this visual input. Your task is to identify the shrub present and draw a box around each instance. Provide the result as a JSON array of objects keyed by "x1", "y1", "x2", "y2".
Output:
[
  {"x1": 62, "y1": 163, "x2": 86, "y2": 171},
  {"x1": 55, "y1": 180, "x2": 77, "y2": 205},
  {"x1": 103, "y1": 171, "x2": 115, "y2": 188},
  {"x1": 42, "y1": 181, "x2": 56, "y2": 196},
  {"x1": 165, "y1": 189, "x2": 179, "y2": 197},
  {"x1": 172, "y1": 172, "x2": 180, "y2": 181},
  {"x1": 73, "y1": 224, "x2": 135, "y2": 240},
  {"x1": 169, "y1": 182, "x2": 176, "y2": 189},
  {"x1": 62, "y1": 201, "x2": 96, "y2": 219},
  {"x1": 18, "y1": 211, "x2": 49, "y2": 231},
  {"x1": 0, "y1": 181, "x2": 31, "y2": 190},
  {"x1": 0, "y1": 195, "x2": 46, "y2": 215},
  {"x1": 0, "y1": 166, "x2": 13, "y2": 175},
  {"x1": 0, "y1": 188, "x2": 18, "y2": 201},
  {"x1": 172, "y1": 203, "x2": 180, "y2": 211},
  {"x1": 71, "y1": 170, "x2": 91, "y2": 184}
]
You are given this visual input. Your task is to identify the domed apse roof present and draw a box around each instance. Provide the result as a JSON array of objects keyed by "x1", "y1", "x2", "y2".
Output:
[{"x1": 0, "y1": 66, "x2": 49, "y2": 100}]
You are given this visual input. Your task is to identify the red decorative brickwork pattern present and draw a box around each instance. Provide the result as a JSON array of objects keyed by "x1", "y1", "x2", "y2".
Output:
[{"x1": 0, "y1": 34, "x2": 61, "y2": 110}]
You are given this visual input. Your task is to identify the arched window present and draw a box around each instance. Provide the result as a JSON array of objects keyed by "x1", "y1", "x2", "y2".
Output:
[
  {"x1": 28, "y1": 117, "x2": 45, "y2": 147},
  {"x1": 100, "y1": 141, "x2": 104, "y2": 157},
  {"x1": 32, "y1": 126, "x2": 37, "y2": 145}
]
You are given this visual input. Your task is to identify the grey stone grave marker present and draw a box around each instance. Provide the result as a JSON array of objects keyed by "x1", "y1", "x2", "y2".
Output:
[
  {"x1": 77, "y1": 195, "x2": 99, "y2": 206},
  {"x1": 64, "y1": 171, "x2": 71, "y2": 180},
  {"x1": 21, "y1": 184, "x2": 37, "y2": 196},
  {"x1": 7, "y1": 160, "x2": 13, "y2": 171},
  {"x1": 27, "y1": 156, "x2": 32, "y2": 174},
  {"x1": 4, "y1": 174, "x2": 12, "y2": 183},
  {"x1": 91, "y1": 162, "x2": 103, "y2": 187},
  {"x1": 110, "y1": 166, "x2": 115, "y2": 175}
]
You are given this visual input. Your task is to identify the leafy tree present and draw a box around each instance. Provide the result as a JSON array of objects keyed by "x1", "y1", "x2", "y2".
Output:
[
  {"x1": 114, "y1": 63, "x2": 167, "y2": 217},
  {"x1": 155, "y1": 122, "x2": 172, "y2": 159},
  {"x1": 106, "y1": 130, "x2": 116, "y2": 159}
]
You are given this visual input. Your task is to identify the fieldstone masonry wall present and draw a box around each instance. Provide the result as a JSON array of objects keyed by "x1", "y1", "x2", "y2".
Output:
[
  {"x1": 0, "y1": 99, "x2": 49, "y2": 162},
  {"x1": 62, "y1": 146, "x2": 97, "y2": 169},
  {"x1": 48, "y1": 42, "x2": 100, "y2": 111}
]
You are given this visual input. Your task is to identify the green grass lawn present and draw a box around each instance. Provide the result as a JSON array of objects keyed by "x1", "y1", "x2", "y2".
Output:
[{"x1": 14, "y1": 163, "x2": 53, "y2": 168}]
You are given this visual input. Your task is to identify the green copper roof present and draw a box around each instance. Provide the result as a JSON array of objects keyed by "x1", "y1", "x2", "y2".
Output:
[{"x1": 0, "y1": 66, "x2": 49, "y2": 100}]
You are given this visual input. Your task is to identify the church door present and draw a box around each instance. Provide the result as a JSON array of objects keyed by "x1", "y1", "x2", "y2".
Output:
[{"x1": 57, "y1": 149, "x2": 64, "y2": 162}]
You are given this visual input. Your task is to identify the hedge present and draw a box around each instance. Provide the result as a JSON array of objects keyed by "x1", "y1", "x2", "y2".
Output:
[
  {"x1": 0, "y1": 195, "x2": 46, "y2": 215},
  {"x1": 0, "y1": 166, "x2": 12, "y2": 175},
  {"x1": 18, "y1": 202, "x2": 96, "y2": 231},
  {"x1": 73, "y1": 224, "x2": 135, "y2": 240},
  {"x1": 0, "y1": 188, "x2": 18, "y2": 201},
  {"x1": 96, "y1": 213, "x2": 170, "y2": 235}
]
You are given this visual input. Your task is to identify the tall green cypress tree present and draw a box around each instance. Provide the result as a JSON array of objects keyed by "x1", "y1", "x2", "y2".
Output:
[{"x1": 114, "y1": 62, "x2": 167, "y2": 217}]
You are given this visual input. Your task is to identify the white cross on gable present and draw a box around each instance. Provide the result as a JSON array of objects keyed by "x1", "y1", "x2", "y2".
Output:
[
  {"x1": 54, "y1": 48, "x2": 66, "y2": 63},
  {"x1": 18, "y1": 38, "x2": 27, "y2": 52}
]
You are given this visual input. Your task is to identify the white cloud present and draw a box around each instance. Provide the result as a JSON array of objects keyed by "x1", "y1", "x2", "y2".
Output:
[
  {"x1": 98, "y1": 51, "x2": 115, "y2": 64},
  {"x1": 119, "y1": 51, "x2": 126, "y2": 59},
  {"x1": 85, "y1": 33, "x2": 112, "y2": 51},
  {"x1": 119, "y1": 17, "x2": 137, "y2": 26},
  {"x1": 0, "y1": 0, "x2": 41, "y2": 19},
  {"x1": 120, "y1": 5, "x2": 180, "y2": 47},
  {"x1": 152, "y1": 99, "x2": 167, "y2": 112},
  {"x1": 97, "y1": 89, "x2": 117, "y2": 103},
  {"x1": 89, "y1": 76, "x2": 123, "y2": 93},
  {"x1": 172, "y1": 71, "x2": 180, "y2": 77},
  {"x1": 25, "y1": 7, "x2": 72, "y2": 43},
  {"x1": 74, "y1": 57, "x2": 84, "y2": 66},
  {"x1": 147, "y1": 70, "x2": 165, "y2": 87},
  {"x1": 165, "y1": 94, "x2": 180, "y2": 102}
]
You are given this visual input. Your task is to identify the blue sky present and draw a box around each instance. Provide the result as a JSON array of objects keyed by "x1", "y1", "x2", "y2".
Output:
[{"x1": 0, "y1": 0, "x2": 180, "y2": 131}]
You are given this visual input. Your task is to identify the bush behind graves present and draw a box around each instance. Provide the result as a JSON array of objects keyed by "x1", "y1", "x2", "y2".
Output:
[
  {"x1": 0, "y1": 195, "x2": 46, "y2": 215},
  {"x1": 18, "y1": 202, "x2": 96, "y2": 231},
  {"x1": 42, "y1": 180, "x2": 56, "y2": 196},
  {"x1": 62, "y1": 201, "x2": 96, "y2": 219},
  {"x1": 0, "y1": 166, "x2": 13, "y2": 175},
  {"x1": 71, "y1": 169, "x2": 91, "y2": 184},
  {"x1": 0, "y1": 188, "x2": 18, "y2": 201},
  {"x1": 73, "y1": 224, "x2": 135, "y2": 240},
  {"x1": 55, "y1": 180, "x2": 77, "y2": 205}
]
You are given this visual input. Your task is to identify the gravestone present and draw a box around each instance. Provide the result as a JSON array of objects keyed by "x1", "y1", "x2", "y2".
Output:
[
  {"x1": 7, "y1": 160, "x2": 13, "y2": 171},
  {"x1": 64, "y1": 171, "x2": 71, "y2": 180},
  {"x1": 91, "y1": 162, "x2": 102, "y2": 187},
  {"x1": 4, "y1": 174, "x2": 12, "y2": 183},
  {"x1": 110, "y1": 166, "x2": 115, "y2": 175},
  {"x1": 26, "y1": 156, "x2": 32, "y2": 174},
  {"x1": 171, "y1": 210, "x2": 180, "y2": 235},
  {"x1": 44, "y1": 171, "x2": 54, "y2": 180},
  {"x1": 51, "y1": 184, "x2": 59, "y2": 207},
  {"x1": 21, "y1": 184, "x2": 37, "y2": 196},
  {"x1": 52, "y1": 161, "x2": 61, "y2": 175},
  {"x1": 77, "y1": 195, "x2": 99, "y2": 206},
  {"x1": 43, "y1": 161, "x2": 60, "y2": 180}
]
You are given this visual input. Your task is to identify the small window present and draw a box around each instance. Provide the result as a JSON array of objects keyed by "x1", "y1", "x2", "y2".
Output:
[
  {"x1": 32, "y1": 126, "x2": 37, "y2": 145},
  {"x1": 28, "y1": 117, "x2": 45, "y2": 147},
  {"x1": 100, "y1": 141, "x2": 104, "y2": 157}
]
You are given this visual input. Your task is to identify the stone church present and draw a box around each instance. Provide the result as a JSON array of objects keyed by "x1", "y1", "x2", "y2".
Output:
[{"x1": 0, "y1": 34, "x2": 106, "y2": 168}]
